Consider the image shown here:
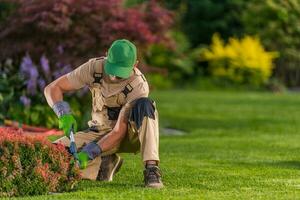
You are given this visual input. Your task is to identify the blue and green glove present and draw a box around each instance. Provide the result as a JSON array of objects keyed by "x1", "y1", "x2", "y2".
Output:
[
  {"x1": 52, "y1": 101, "x2": 77, "y2": 137},
  {"x1": 59, "y1": 114, "x2": 77, "y2": 137},
  {"x1": 77, "y1": 142, "x2": 102, "y2": 169},
  {"x1": 77, "y1": 152, "x2": 89, "y2": 169}
]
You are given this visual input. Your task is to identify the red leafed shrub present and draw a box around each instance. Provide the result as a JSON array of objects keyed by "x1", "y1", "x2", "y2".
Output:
[
  {"x1": 0, "y1": 127, "x2": 81, "y2": 197},
  {"x1": 0, "y1": 0, "x2": 173, "y2": 65}
]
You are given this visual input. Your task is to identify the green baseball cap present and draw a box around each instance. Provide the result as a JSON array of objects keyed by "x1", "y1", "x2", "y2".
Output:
[{"x1": 104, "y1": 39, "x2": 137, "y2": 78}]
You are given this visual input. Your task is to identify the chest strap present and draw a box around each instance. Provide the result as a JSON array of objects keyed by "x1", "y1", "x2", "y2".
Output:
[
  {"x1": 92, "y1": 57, "x2": 104, "y2": 84},
  {"x1": 122, "y1": 84, "x2": 133, "y2": 97},
  {"x1": 121, "y1": 74, "x2": 146, "y2": 98},
  {"x1": 93, "y1": 73, "x2": 103, "y2": 84}
]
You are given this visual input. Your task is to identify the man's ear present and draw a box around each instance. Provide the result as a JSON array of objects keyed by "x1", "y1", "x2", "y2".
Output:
[{"x1": 134, "y1": 60, "x2": 139, "y2": 68}]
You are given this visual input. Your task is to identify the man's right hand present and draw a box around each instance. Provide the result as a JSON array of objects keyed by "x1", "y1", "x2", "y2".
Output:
[
  {"x1": 44, "y1": 75, "x2": 80, "y2": 137},
  {"x1": 59, "y1": 114, "x2": 78, "y2": 137}
]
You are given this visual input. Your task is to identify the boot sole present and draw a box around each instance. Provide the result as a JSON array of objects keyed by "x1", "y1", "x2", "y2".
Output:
[{"x1": 145, "y1": 182, "x2": 164, "y2": 189}]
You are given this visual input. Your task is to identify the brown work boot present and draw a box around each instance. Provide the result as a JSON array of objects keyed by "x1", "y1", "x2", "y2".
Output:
[
  {"x1": 97, "y1": 154, "x2": 123, "y2": 181},
  {"x1": 143, "y1": 165, "x2": 164, "y2": 188}
]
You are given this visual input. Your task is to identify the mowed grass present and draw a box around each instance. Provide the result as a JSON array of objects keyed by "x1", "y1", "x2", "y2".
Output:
[{"x1": 9, "y1": 90, "x2": 300, "y2": 199}]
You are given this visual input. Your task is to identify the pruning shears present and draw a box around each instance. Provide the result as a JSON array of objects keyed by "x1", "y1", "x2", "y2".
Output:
[{"x1": 69, "y1": 124, "x2": 79, "y2": 166}]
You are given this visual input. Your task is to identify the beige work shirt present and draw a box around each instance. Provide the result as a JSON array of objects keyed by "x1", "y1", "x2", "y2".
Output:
[{"x1": 66, "y1": 57, "x2": 149, "y2": 130}]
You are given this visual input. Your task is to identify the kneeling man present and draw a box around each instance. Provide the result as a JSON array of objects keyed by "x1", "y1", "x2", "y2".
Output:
[{"x1": 44, "y1": 39, "x2": 163, "y2": 188}]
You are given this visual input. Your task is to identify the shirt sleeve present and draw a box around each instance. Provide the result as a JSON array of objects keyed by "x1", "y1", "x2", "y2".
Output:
[
  {"x1": 66, "y1": 59, "x2": 96, "y2": 89},
  {"x1": 118, "y1": 80, "x2": 149, "y2": 122}
]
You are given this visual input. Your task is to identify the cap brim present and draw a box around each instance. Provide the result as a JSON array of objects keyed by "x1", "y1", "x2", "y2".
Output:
[{"x1": 104, "y1": 60, "x2": 132, "y2": 78}]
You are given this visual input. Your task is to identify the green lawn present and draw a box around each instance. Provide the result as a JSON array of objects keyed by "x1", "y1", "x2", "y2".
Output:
[{"x1": 10, "y1": 90, "x2": 300, "y2": 199}]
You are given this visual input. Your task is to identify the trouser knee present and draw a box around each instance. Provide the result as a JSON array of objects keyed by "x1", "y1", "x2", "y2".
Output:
[{"x1": 130, "y1": 97, "x2": 156, "y2": 130}]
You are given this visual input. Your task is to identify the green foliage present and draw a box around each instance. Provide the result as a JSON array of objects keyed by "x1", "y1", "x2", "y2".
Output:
[
  {"x1": 7, "y1": 104, "x2": 57, "y2": 128},
  {"x1": 180, "y1": 0, "x2": 246, "y2": 47},
  {"x1": 242, "y1": 0, "x2": 300, "y2": 87},
  {"x1": 145, "y1": 74, "x2": 173, "y2": 90},
  {"x1": 68, "y1": 95, "x2": 92, "y2": 130},
  {"x1": 123, "y1": 0, "x2": 145, "y2": 7},
  {"x1": 0, "y1": 1, "x2": 17, "y2": 22},
  {"x1": 199, "y1": 34, "x2": 278, "y2": 87},
  {"x1": 0, "y1": 60, "x2": 23, "y2": 123},
  {"x1": 187, "y1": 77, "x2": 264, "y2": 91},
  {"x1": 144, "y1": 31, "x2": 197, "y2": 87},
  {"x1": 0, "y1": 128, "x2": 81, "y2": 197}
]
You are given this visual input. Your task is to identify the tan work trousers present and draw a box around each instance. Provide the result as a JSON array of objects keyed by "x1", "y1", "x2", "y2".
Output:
[{"x1": 53, "y1": 110, "x2": 159, "y2": 180}]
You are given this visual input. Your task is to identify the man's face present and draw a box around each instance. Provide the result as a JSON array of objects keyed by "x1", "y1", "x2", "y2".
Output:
[
  {"x1": 108, "y1": 74, "x2": 125, "y2": 82},
  {"x1": 106, "y1": 74, "x2": 130, "y2": 83}
]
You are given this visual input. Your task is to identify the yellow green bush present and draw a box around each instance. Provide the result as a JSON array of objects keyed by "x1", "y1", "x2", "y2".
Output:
[{"x1": 200, "y1": 34, "x2": 278, "y2": 86}]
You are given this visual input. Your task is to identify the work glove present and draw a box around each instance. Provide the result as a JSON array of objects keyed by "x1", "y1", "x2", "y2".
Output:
[
  {"x1": 52, "y1": 101, "x2": 77, "y2": 137},
  {"x1": 59, "y1": 114, "x2": 78, "y2": 137},
  {"x1": 77, "y1": 142, "x2": 102, "y2": 169},
  {"x1": 77, "y1": 151, "x2": 89, "y2": 169}
]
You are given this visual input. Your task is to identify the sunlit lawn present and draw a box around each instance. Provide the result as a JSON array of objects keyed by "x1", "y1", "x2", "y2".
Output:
[{"x1": 9, "y1": 90, "x2": 300, "y2": 200}]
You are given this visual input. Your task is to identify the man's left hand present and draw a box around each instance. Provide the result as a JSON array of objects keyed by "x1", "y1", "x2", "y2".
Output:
[{"x1": 78, "y1": 142, "x2": 102, "y2": 169}]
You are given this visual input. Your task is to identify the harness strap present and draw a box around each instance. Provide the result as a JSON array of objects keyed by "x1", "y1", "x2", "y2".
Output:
[
  {"x1": 92, "y1": 57, "x2": 105, "y2": 84},
  {"x1": 121, "y1": 74, "x2": 146, "y2": 97},
  {"x1": 93, "y1": 73, "x2": 102, "y2": 84},
  {"x1": 122, "y1": 84, "x2": 133, "y2": 97}
]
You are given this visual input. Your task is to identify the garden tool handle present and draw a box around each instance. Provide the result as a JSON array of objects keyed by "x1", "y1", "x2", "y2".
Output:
[{"x1": 69, "y1": 124, "x2": 79, "y2": 166}]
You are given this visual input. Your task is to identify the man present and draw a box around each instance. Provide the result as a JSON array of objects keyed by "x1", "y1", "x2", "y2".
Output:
[{"x1": 44, "y1": 39, "x2": 163, "y2": 188}]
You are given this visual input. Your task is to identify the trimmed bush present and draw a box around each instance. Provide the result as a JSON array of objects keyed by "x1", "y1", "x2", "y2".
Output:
[{"x1": 0, "y1": 127, "x2": 81, "y2": 197}]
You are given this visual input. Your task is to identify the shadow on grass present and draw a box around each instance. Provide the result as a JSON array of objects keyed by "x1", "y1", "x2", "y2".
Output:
[
  {"x1": 162, "y1": 116, "x2": 289, "y2": 133},
  {"x1": 234, "y1": 160, "x2": 300, "y2": 170},
  {"x1": 263, "y1": 160, "x2": 300, "y2": 169},
  {"x1": 74, "y1": 180, "x2": 144, "y2": 191}
]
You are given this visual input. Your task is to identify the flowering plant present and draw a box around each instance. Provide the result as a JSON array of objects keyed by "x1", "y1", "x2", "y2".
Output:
[{"x1": 200, "y1": 34, "x2": 278, "y2": 86}]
